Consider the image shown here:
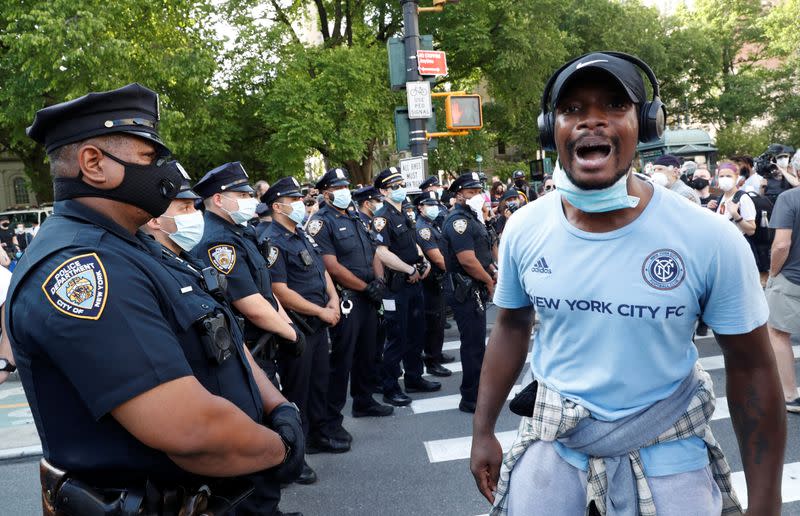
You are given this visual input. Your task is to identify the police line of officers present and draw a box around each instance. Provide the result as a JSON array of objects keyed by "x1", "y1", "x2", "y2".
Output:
[{"x1": 3, "y1": 83, "x2": 498, "y2": 516}]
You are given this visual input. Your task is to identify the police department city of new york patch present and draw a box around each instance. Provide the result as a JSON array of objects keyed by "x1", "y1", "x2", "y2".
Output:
[
  {"x1": 641, "y1": 249, "x2": 686, "y2": 290},
  {"x1": 453, "y1": 219, "x2": 468, "y2": 234},
  {"x1": 373, "y1": 217, "x2": 387, "y2": 232},
  {"x1": 419, "y1": 228, "x2": 431, "y2": 241},
  {"x1": 307, "y1": 219, "x2": 323, "y2": 237},
  {"x1": 267, "y1": 246, "x2": 279, "y2": 268},
  {"x1": 209, "y1": 244, "x2": 236, "y2": 275},
  {"x1": 42, "y1": 253, "x2": 108, "y2": 320}
]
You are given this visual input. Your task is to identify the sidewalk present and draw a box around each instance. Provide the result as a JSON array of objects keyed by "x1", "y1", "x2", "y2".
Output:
[{"x1": 0, "y1": 374, "x2": 42, "y2": 460}]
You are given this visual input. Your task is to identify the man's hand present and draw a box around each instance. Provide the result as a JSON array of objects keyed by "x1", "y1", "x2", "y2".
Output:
[
  {"x1": 484, "y1": 280, "x2": 495, "y2": 301},
  {"x1": 364, "y1": 278, "x2": 386, "y2": 304},
  {"x1": 707, "y1": 199, "x2": 719, "y2": 211},
  {"x1": 406, "y1": 268, "x2": 421, "y2": 284},
  {"x1": 420, "y1": 260, "x2": 431, "y2": 280},
  {"x1": 317, "y1": 306, "x2": 340, "y2": 326},
  {"x1": 725, "y1": 199, "x2": 740, "y2": 218},
  {"x1": 265, "y1": 403, "x2": 305, "y2": 483},
  {"x1": 470, "y1": 432, "x2": 503, "y2": 503}
]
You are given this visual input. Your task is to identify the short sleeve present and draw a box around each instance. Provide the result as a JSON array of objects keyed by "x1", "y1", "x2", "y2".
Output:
[
  {"x1": 306, "y1": 218, "x2": 335, "y2": 256},
  {"x1": 769, "y1": 192, "x2": 796, "y2": 230},
  {"x1": 266, "y1": 244, "x2": 288, "y2": 283},
  {"x1": 701, "y1": 224, "x2": 769, "y2": 334},
  {"x1": 493, "y1": 222, "x2": 532, "y2": 309},
  {"x1": 416, "y1": 227, "x2": 438, "y2": 252},
  {"x1": 739, "y1": 194, "x2": 756, "y2": 221},
  {"x1": 25, "y1": 251, "x2": 192, "y2": 420},
  {"x1": 444, "y1": 218, "x2": 475, "y2": 254},
  {"x1": 196, "y1": 240, "x2": 259, "y2": 302},
  {"x1": 373, "y1": 216, "x2": 391, "y2": 246}
]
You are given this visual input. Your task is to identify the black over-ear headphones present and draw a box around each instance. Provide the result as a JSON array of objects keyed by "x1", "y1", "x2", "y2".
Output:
[{"x1": 537, "y1": 51, "x2": 666, "y2": 151}]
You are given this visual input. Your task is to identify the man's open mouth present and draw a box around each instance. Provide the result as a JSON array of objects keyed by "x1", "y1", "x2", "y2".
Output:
[{"x1": 573, "y1": 138, "x2": 613, "y2": 171}]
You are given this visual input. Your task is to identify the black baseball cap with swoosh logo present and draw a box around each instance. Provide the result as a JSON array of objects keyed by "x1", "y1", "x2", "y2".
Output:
[{"x1": 549, "y1": 52, "x2": 647, "y2": 109}]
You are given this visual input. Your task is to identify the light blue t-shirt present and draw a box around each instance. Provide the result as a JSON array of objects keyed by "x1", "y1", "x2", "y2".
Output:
[{"x1": 495, "y1": 184, "x2": 768, "y2": 476}]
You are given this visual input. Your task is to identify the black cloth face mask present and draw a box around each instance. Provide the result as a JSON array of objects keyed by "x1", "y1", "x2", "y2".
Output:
[
  {"x1": 54, "y1": 149, "x2": 184, "y2": 217},
  {"x1": 690, "y1": 178, "x2": 709, "y2": 190}
]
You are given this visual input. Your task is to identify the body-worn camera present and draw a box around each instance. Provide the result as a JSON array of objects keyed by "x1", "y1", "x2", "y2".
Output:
[
  {"x1": 199, "y1": 312, "x2": 233, "y2": 364},
  {"x1": 200, "y1": 266, "x2": 228, "y2": 302}
]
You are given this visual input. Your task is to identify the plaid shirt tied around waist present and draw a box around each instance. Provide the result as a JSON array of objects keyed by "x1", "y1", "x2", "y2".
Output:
[{"x1": 490, "y1": 365, "x2": 742, "y2": 515}]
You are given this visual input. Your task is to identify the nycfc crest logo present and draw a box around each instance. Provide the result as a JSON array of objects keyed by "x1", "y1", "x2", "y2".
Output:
[{"x1": 642, "y1": 249, "x2": 685, "y2": 290}]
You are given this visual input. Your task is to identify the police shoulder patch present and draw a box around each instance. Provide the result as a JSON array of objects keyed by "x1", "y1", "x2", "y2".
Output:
[
  {"x1": 307, "y1": 219, "x2": 323, "y2": 237},
  {"x1": 374, "y1": 217, "x2": 387, "y2": 232},
  {"x1": 267, "y1": 246, "x2": 279, "y2": 268},
  {"x1": 453, "y1": 219, "x2": 468, "y2": 234},
  {"x1": 208, "y1": 244, "x2": 237, "y2": 274},
  {"x1": 419, "y1": 228, "x2": 432, "y2": 241},
  {"x1": 42, "y1": 253, "x2": 109, "y2": 320}
]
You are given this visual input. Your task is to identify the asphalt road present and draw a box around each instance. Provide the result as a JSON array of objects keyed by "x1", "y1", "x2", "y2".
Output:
[{"x1": 1, "y1": 308, "x2": 799, "y2": 515}]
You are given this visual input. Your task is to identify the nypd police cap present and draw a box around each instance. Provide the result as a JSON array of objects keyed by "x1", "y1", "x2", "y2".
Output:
[
  {"x1": 413, "y1": 191, "x2": 439, "y2": 206},
  {"x1": 175, "y1": 169, "x2": 201, "y2": 200},
  {"x1": 27, "y1": 83, "x2": 169, "y2": 154},
  {"x1": 419, "y1": 176, "x2": 441, "y2": 191},
  {"x1": 193, "y1": 162, "x2": 254, "y2": 199},
  {"x1": 374, "y1": 167, "x2": 404, "y2": 189},
  {"x1": 315, "y1": 168, "x2": 350, "y2": 190},
  {"x1": 448, "y1": 172, "x2": 483, "y2": 193},
  {"x1": 352, "y1": 186, "x2": 383, "y2": 203},
  {"x1": 261, "y1": 176, "x2": 303, "y2": 206}
]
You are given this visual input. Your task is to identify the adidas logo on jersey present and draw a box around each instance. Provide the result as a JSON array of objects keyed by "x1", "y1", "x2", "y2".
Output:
[{"x1": 531, "y1": 257, "x2": 552, "y2": 274}]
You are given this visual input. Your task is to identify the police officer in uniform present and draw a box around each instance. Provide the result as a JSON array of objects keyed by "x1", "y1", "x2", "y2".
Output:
[
  {"x1": 419, "y1": 176, "x2": 448, "y2": 227},
  {"x1": 373, "y1": 168, "x2": 441, "y2": 406},
  {"x1": 9, "y1": 84, "x2": 303, "y2": 516},
  {"x1": 262, "y1": 177, "x2": 346, "y2": 471},
  {"x1": 414, "y1": 192, "x2": 451, "y2": 377},
  {"x1": 442, "y1": 172, "x2": 497, "y2": 414},
  {"x1": 191, "y1": 162, "x2": 304, "y2": 384},
  {"x1": 307, "y1": 169, "x2": 393, "y2": 445},
  {"x1": 353, "y1": 186, "x2": 384, "y2": 228}
]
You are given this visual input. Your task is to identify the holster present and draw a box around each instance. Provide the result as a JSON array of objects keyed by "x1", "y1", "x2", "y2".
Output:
[
  {"x1": 40, "y1": 458, "x2": 253, "y2": 516},
  {"x1": 452, "y1": 273, "x2": 474, "y2": 303}
]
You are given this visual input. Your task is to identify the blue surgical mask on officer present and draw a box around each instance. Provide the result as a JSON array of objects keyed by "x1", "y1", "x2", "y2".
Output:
[
  {"x1": 331, "y1": 189, "x2": 352, "y2": 209},
  {"x1": 424, "y1": 205, "x2": 439, "y2": 220},
  {"x1": 222, "y1": 195, "x2": 259, "y2": 226},
  {"x1": 372, "y1": 201, "x2": 384, "y2": 213},
  {"x1": 160, "y1": 210, "x2": 205, "y2": 252},
  {"x1": 280, "y1": 200, "x2": 306, "y2": 225},
  {"x1": 389, "y1": 187, "x2": 406, "y2": 203},
  {"x1": 553, "y1": 165, "x2": 639, "y2": 213}
]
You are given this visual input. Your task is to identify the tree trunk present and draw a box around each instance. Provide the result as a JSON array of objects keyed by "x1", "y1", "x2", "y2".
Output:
[{"x1": 19, "y1": 147, "x2": 53, "y2": 205}]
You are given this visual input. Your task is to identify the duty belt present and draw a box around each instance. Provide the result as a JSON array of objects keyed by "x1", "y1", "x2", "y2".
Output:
[{"x1": 40, "y1": 458, "x2": 253, "y2": 516}]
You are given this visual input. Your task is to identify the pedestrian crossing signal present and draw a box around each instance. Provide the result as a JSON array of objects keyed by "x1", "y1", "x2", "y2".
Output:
[{"x1": 445, "y1": 95, "x2": 483, "y2": 131}]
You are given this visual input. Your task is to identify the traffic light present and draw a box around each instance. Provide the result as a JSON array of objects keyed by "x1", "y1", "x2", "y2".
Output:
[
  {"x1": 433, "y1": 0, "x2": 460, "y2": 5},
  {"x1": 445, "y1": 94, "x2": 483, "y2": 130}
]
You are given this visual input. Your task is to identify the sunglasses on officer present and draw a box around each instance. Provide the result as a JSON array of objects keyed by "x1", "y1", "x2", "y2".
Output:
[{"x1": 388, "y1": 182, "x2": 407, "y2": 190}]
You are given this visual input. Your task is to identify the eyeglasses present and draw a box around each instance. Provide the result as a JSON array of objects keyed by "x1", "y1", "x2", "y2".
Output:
[
  {"x1": 303, "y1": 200, "x2": 316, "y2": 207},
  {"x1": 544, "y1": 185, "x2": 555, "y2": 192},
  {"x1": 388, "y1": 183, "x2": 407, "y2": 190}
]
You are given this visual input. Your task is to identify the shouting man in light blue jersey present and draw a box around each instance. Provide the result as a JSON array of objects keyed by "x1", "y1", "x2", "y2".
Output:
[{"x1": 470, "y1": 52, "x2": 785, "y2": 516}]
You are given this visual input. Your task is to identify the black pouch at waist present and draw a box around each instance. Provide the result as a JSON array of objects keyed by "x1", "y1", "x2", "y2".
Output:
[
  {"x1": 452, "y1": 273, "x2": 474, "y2": 303},
  {"x1": 385, "y1": 270, "x2": 406, "y2": 292},
  {"x1": 508, "y1": 380, "x2": 538, "y2": 417}
]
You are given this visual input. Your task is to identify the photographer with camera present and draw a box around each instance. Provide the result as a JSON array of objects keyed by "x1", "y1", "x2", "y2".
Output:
[
  {"x1": 755, "y1": 144, "x2": 798, "y2": 204},
  {"x1": 492, "y1": 187, "x2": 522, "y2": 237}
]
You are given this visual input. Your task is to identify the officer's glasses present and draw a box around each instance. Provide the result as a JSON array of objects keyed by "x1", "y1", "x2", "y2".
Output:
[
  {"x1": 544, "y1": 185, "x2": 555, "y2": 192},
  {"x1": 388, "y1": 182, "x2": 407, "y2": 190}
]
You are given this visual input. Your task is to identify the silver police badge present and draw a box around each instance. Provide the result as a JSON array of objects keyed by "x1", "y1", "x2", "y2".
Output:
[
  {"x1": 453, "y1": 219, "x2": 468, "y2": 234},
  {"x1": 374, "y1": 217, "x2": 387, "y2": 232},
  {"x1": 42, "y1": 253, "x2": 108, "y2": 320},
  {"x1": 209, "y1": 244, "x2": 236, "y2": 274},
  {"x1": 267, "y1": 246, "x2": 279, "y2": 268},
  {"x1": 307, "y1": 219, "x2": 323, "y2": 236},
  {"x1": 419, "y1": 228, "x2": 432, "y2": 241}
]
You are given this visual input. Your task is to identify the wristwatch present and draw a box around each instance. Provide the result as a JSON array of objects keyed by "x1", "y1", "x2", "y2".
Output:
[{"x1": 0, "y1": 358, "x2": 16, "y2": 373}]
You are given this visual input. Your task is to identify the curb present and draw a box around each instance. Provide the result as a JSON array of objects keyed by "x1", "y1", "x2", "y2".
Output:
[{"x1": 0, "y1": 445, "x2": 42, "y2": 461}]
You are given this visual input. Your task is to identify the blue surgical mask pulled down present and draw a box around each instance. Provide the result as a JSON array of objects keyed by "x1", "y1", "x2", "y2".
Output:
[
  {"x1": 161, "y1": 210, "x2": 205, "y2": 252},
  {"x1": 332, "y1": 189, "x2": 352, "y2": 209},
  {"x1": 553, "y1": 165, "x2": 639, "y2": 213}
]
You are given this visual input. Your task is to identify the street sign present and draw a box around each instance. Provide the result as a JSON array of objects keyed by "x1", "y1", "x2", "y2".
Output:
[
  {"x1": 406, "y1": 81, "x2": 432, "y2": 119},
  {"x1": 417, "y1": 50, "x2": 447, "y2": 76},
  {"x1": 400, "y1": 156, "x2": 426, "y2": 192},
  {"x1": 387, "y1": 36, "x2": 435, "y2": 90}
]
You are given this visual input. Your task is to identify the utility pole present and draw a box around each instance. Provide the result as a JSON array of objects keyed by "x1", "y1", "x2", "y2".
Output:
[{"x1": 400, "y1": 0, "x2": 429, "y2": 176}]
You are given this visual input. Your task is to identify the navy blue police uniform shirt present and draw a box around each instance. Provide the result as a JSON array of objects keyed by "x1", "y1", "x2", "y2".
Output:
[
  {"x1": 372, "y1": 203, "x2": 419, "y2": 265},
  {"x1": 192, "y1": 211, "x2": 277, "y2": 341},
  {"x1": 5, "y1": 201, "x2": 262, "y2": 484},
  {"x1": 416, "y1": 215, "x2": 445, "y2": 274},
  {"x1": 306, "y1": 203, "x2": 375, "y2": 284},
  {"x1": 442, "y1": 203, "x2": 493, "y2": 275},
  {"x1": 264, "y1": 221, "x2": 329, "y2": 306}
]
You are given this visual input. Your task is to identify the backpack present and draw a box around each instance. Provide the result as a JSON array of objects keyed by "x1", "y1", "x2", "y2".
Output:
[{"x1": 718, "y1": 190, "x2": 774, "y2": 271}]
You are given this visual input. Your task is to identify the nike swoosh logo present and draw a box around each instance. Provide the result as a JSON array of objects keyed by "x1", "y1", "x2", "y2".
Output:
[{"x1": 576, "y1": 59, "x2": 609, "y2": 69}]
